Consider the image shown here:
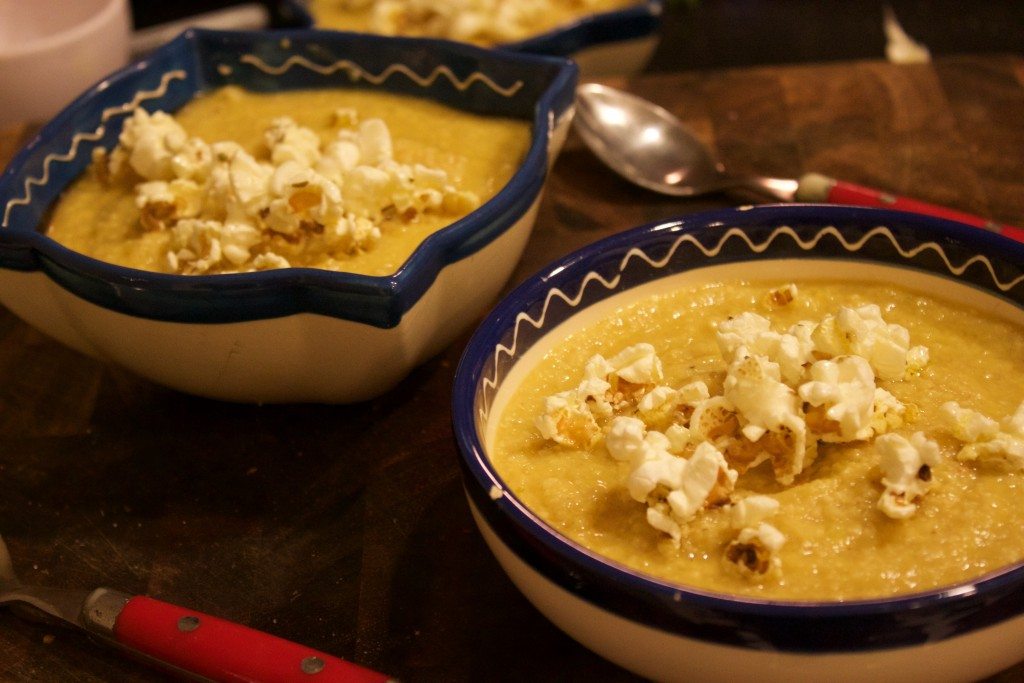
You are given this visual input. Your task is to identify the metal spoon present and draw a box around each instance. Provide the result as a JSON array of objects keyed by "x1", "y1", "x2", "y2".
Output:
[
  {"x1": 0, "y1": 534, "x2": 392, "y2": 682},
  {"x1": 573, "y1": 82, "x2": 1024, "y2": 240}
]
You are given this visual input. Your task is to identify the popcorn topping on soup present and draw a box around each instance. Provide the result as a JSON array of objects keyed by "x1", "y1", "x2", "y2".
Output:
[
  {"x1": 46, "y1": 87, "x2": 530, "y2": 276},
  {"x1": 490, "y1": 280, "x2": 1024, "y2": 600},
  {"x1": 91, "y1": 108, "x2": 478, "y2": 274},
  {"x1": 311, "y1": 0, "x2": 638, "y2": 46}
]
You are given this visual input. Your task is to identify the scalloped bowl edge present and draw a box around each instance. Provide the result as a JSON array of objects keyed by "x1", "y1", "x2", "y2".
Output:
[{"x1": 0, "y1": 29, "x2": 579, "y2": 402}]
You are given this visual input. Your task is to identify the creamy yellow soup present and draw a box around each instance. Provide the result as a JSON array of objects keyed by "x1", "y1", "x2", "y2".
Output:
[
  {"x1": 489, "y1": 279, "x2": 1024, "y2": 600},
  {"x1": 47, "y1": 86, "x2": 531, "y2": 275},
  {"x1": 309, "y1": 0, "x2": 637, "y2": 46}
]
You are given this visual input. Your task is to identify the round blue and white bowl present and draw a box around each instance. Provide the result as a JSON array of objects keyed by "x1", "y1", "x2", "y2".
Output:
[
  {"x1": 0, "y1": 28, "x2": 577, "y2": 403},
  {"x1": 283, "y1": 0, "x2": 664, "y2": 79},
  {"x1": 452, "y1": 205, "x2": 1024, "y2": 682}
]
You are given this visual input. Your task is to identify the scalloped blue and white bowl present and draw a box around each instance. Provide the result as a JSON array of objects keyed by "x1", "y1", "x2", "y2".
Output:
[
  {"x1": 284, "y1": 0, "x2": 664, "y2": 79},
  {"x1": 452, "y1": 205, "x2": 1024, "y2": 682},
  {"x1": 0, "y1": 29, "x2": 577, "y2": 403}
]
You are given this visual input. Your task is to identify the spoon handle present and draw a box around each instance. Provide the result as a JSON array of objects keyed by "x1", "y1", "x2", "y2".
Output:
[
  {"x1": 795, "y1": 172, "x2": 1024, "y2": 242},
  {"x1": 83, "y1": 589, "x2": 393, "y2": 682}
]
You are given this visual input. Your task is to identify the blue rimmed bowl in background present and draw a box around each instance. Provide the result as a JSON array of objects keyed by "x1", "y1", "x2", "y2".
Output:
[
  {"x1": 452, "y1": 205, "x2": 1024, "y2": 682},
  {"x1": 284, "y1": 0, "x2": 664, "y2": 79},
  {"x1": 0, "y1": 28, "x2": 577, "y2": 403}
]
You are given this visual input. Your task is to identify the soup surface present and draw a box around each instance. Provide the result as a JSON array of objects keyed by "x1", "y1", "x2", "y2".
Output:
[
  {"x1": 489, "y1": 279, "x2": 1024, "y2": 600},
  {"x1": 309, "y1": 0, "x2": 637, "y2": 46},
  {"x1": 48, "y1": 86, "x2": 530, "y2": 275}
]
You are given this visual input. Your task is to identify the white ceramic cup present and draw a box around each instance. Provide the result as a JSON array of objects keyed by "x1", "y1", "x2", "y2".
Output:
[{"x1": 0, "y1": 0, "x2": 132, "y2": 126}]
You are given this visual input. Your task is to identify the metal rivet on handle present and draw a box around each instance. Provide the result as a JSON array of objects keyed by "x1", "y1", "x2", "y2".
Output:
[
  {"x1": 301, "y1": 656, "x2": 325, "y2": 675},
  {"x1": 177, "y1": 615, "x2": 201, "y2": 632}
]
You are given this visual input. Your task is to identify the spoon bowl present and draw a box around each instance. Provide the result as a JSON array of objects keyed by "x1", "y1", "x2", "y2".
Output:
[
  {"x1": 572, "y1": 83, "x2": 1024, "y2": 240},
  {"x1": 573, "y1": 82, "x2": 798, "y2": 200}
]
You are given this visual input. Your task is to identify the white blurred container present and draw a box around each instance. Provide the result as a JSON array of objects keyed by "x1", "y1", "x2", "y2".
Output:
[{"x1": 0, "y1": 0, "x2": 131, "y2": 126}]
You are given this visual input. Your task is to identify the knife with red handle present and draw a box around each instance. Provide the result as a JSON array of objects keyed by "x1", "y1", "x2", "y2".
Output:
[
  {"x1": 83, "y1": 589, "x2": 394, "y2": 682},
  {"x1": 795, "y1": 172, "x2": 1024, "y2": 242}
]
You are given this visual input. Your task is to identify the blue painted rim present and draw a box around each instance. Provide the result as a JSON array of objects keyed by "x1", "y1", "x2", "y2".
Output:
[
  {"x1": 284, "y1": 0, "x2": 664, "y2": 57},
  {"x1": 452, "y1": 204, "x2": 1024, "y2": 653},
  {"x1": 0, "y1": 28, "x2": 578, "y2": 328}
]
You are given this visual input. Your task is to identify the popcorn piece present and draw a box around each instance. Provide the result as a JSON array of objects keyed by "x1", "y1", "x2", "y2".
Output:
[
  {"x1": 941, "y1": 401, "x2": 1024, "y2": 470},
  {"x1": 265, "y1": 117, "x2": 322, "y2": 167},
  {"x1": 603, "y1": 342, "x2": 664, "y2": 386},
  {"x1": 637, "y1": 380, "x2": 709, "y2": 429},
  {"x1": 941, "y1": 401, "x2": 1000, "y2": 442},
  {"x1": 316, "y1": 139, "x2": 361, "y2": 179},
  {"x1": 811, "y1": 305, "x2": 927, "y2": 380},
  {"x1": 799, "y1": 355, "x2": 876, "y2": 442},
  {"x1": 765, "y1": 283, "x2": 798, "y2": 307},
  {"x1": 605, "y1": 416, "x2": 647, "y2": 463},
  {"x1": 584, "y1": 343, "x2": 663, "y2": 416},
  {"x1": 628, "y1": 441, "x2": 738, "y2": 543},
  {"x1": 716, "y1": 312, "x2": 815, "y2": 385},
  {"x1": 136, "y1": 179, "x2": 203, "y2": 231},
  {"x1": 637, "y1": 385, "x2": 681, "y2": 415},
  {"x1": 537, "y1": 345, "x2": 670, "y2": 449},
  {"x1": 113, "y1": 109, "x2": 190, "y2": 181},
  {"x1": 441, "y1": 190, "x2": 481, "y2": 215},
  {"x1": 958, "y1": 437, "x2": 1024, "y2": 470},
  {"x1": 723, "y1": 351, "x2": 810, "y2": 484},
  {"x1": 206, "y1": 146, "x2": 273, "y2": 219},
  {"x1": 265, "y1": 162, "x2": 344, "y2": 239},
  {"x1": 663, "y1": 424, "x2": 693, "y2": 454},
  {"x1": 725, "y1": 495, "x2": 785, "y2": 577},
  {"x1": 251, "y1": 252, "x2": 290, "y2": 270},
  {"x1": 170, "y1": 138, "x2": 213, "y2": 181},
  {"x1": 689, "y1": 396, "x2": 740, "y2": 444},
  {"x1": 535, "y1": 390, "x2": 602, "y2": 449},
  {"x1": 870, "y1": 388, "x2": 909, "y2": 435},
  {"x1": 606, "y1": 416, "x2": 698, "y2": 465},
  {"x1": 729, "y1": 495, "x2": 780, "y2": 529},
  {"x1": 354, "y1": 118, "x2": 393, "y2": 167},
  {"x1": 168, "y1": 219, "x2": 263, "y2": 274},
  {"x1": 331, "y1": 107, "x2": 359, "y2": 127},
  {"x1": 906, "y1": 344, "x2": 930, "y2": 376},
  {"x1": 716, "y1": 312, "x2": 771, "y2": 359},
  {"x1": 688, "y1": 395, "x2": 784, "y2": 475},
  {"x1": 725, "y1": 522, "x2": 786, "y2": 578},
  {"x1": 1004, "y1": 402, "x2": 1024, "y2": 435},
  {"x1": 724, "y1": 352, "x2": 798, "y2": 439},
  {"x1": 876, "y1": 431, "x2": 940, "y2": 519},
  {"x1": 342, "y1": 165, "x2": 395, "y2": 220}
]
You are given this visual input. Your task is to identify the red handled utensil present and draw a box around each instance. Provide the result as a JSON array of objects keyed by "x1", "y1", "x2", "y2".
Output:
[
  {"x1": 792, "y1": 172, "x2": 1024, "y2": 241},
  {"x1": 0, "y1": 536, "x2": 393, "y2": 682},
  {"x1": 573, "y1": 83, "x2": 1023, "y2": 242}
]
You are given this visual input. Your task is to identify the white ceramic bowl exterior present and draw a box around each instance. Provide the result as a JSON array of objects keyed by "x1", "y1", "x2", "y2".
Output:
[
  {"x1": 0, "y1": 30, "x2": 578, "y2": 403},
  {"x1": 0, "y1": 202, "x2": 540, "y2": 402},
  {"x1": 470, "y1": 499, "x2": 1024, "y2": 683},
  {"x1": 453, "y1": 207, "x2": 1024, "y2": 682},
  {"x1": 568, "y1": 33, "x2": 661, "y2": 79}
]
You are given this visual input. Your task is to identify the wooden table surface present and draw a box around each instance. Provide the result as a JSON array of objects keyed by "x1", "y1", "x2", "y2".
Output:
[{"x1": 1, "y1": 53, "x2": 1023, "y2": 681}]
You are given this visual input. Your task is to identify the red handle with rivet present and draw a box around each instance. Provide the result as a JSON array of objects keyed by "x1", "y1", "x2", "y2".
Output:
[
  {"x1": 112, "y1": 596, "x2": 393, "y2": 683},
  {"x1": 795, "y1": 172, "x2": 1024, "y2": 242}
]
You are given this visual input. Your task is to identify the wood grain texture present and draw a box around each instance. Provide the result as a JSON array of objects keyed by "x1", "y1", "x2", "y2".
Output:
[{"x1": 0, "y1": 55, "x2": 1022, "y2": 681}]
